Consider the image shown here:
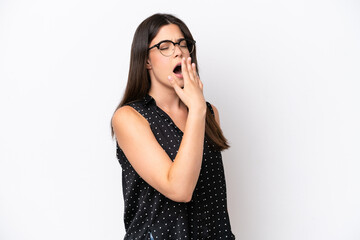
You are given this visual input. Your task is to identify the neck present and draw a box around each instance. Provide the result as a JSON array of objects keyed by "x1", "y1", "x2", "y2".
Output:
[{"x1": 148, "y1": 86, "x2": 185, "y2": 112}]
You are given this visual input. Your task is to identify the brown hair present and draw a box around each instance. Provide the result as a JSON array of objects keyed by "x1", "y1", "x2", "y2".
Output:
[{"x1": 111, "y1": 13, "x2": 229, "y2": 151}]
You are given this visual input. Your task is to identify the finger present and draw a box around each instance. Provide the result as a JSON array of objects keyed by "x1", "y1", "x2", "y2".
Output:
[
  {"x1": 187, "y1": 57, "x2": 195, "y2": 81},
  {"x1": 181, "y1": 57, "x2": 191, "y2": 83},
  {"x1": 168, "y1": 75, "x2": 184, "y2": 98},
  {"x1": 191, "y1": 62, "x2": 199, "y2": 84}
]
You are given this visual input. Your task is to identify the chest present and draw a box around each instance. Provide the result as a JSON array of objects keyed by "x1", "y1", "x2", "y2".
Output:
[{"x1": 165, "y1": 111, "x2": 187, "y2": 133}]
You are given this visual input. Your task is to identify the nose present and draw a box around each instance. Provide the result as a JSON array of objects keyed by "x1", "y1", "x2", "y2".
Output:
[{"x1": 173, "y1": 43, "x2": 183, "y2": 57}]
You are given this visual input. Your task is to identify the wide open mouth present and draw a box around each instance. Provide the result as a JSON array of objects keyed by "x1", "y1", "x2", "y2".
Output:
[{"x1": 173, "y1": 63, "x2": 182, "y2": 74}]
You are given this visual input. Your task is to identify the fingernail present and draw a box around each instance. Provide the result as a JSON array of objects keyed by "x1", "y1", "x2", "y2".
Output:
[{"x1": 168, "y1": 76, "x2": 173, "y2": 81}]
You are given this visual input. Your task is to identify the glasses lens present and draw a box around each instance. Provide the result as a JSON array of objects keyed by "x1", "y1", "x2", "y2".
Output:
[
  {"x1": 158, "y1": 40, "x2": 195, "y2": 56},
  {"x1": 159, "y1": 41, "x2": 173, "y2": 56},
  {"x1": 181, "y1": 39, "x2": 194, "y2": 54}
]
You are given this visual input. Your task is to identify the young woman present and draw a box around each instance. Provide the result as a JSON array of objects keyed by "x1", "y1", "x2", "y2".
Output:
[{"x1": 111, "y1": 13, "x2": 235, "y2": 239}]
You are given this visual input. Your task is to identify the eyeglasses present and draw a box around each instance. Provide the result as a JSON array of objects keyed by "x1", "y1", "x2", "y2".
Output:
[{"x1": 148, "y1": 38, "x2": 196, "y2": 57}]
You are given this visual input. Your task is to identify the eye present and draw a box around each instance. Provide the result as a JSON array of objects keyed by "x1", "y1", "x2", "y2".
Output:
[
  {"x1": 159, "y1": 42, "x2": 171, "y2": 50},
  {"x1": 179, "y1": 40, "x2": 188, "y2": 48}
]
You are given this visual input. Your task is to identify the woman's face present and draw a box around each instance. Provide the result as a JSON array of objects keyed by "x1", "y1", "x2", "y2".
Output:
[{"x1": 147, "y1": 24, "x2": 191, "y2": 89}]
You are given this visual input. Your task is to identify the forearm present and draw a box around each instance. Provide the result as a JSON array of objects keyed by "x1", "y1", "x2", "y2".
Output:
[{"x1": 167, "y1": 107, "x2": 206, "y2": 201}]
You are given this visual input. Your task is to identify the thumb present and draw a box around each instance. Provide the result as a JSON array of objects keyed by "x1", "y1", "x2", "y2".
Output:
[{"x1": 168, "y1": 76, "x2": 184, "y2": 99}]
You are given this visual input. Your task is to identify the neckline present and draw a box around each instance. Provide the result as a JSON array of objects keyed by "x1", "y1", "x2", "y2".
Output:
[{"x1": 145, "y1": 94, "x2": 185, "y2": 134}]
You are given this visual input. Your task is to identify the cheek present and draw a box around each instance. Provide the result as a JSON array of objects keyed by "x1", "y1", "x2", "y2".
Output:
[
  {"x1": 152, "y1": 56, "x2": 171, "y2": 73},
  {"x1": 183, "y1": 52, "x2": 191, "y2": 58}
]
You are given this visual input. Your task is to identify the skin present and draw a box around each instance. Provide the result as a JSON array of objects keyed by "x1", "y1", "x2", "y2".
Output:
[{"x1": 112, "y1": 24, "x2": 221, "y2": 202}]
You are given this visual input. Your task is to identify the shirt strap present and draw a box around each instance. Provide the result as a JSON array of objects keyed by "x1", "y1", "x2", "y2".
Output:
[{"x1": 206, "y1": 102, "x2": 215, "y2": 117}]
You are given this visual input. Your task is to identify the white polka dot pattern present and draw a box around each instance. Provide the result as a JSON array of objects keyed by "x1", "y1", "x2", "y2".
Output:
[{"x1": 116, "y1": 95, "x2": 235, "y2": 239}]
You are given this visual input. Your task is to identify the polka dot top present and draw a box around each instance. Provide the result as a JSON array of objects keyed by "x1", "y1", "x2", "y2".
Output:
[{"x1": 116, "y1": 94, "x2": 235, "y2": 239}]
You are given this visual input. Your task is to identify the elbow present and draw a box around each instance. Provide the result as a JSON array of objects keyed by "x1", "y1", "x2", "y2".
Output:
[
  {"x1": 179, "y1": 193, "x2": 193, "y2": 203},
  {"x1": 165, "y1": 176, "x2": 195, "y2": 202},
  {"x1": 169, "y1": 190, "x2": 193, "y2": 203}
]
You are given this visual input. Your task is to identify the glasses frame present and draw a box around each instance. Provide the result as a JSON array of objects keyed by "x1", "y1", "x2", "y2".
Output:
[{"x1": 148, "y1": 38, "x2": 196, "y2": 57}]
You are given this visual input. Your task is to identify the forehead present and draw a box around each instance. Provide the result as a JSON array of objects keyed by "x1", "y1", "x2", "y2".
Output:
[{"x1": 150, "y1": 24, "x2": 184, "y2": 45}]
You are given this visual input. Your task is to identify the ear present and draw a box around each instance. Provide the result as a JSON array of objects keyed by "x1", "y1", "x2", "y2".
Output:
[{"x1": 146, "y1": 58, "x2": 152, "y2": 70}]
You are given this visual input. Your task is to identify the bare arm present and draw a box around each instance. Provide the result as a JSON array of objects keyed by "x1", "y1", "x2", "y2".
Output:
[{"x1": 112, "y1": 57, "x2": 206, "y2": 202}]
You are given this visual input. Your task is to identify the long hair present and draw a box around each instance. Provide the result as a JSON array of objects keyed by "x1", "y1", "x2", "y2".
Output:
[{"x1": 111, "y1": 13, "x2": 229, "y2": 151}]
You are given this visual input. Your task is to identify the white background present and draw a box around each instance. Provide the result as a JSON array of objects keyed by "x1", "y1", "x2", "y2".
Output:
[{"x1": 1, "y1": 0, "x2": 359, "y2": 239}]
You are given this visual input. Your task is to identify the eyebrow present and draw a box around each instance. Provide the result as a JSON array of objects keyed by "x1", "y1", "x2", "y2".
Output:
[{"x1": 159, "y1": 37, "x2": 185, "y2": 42}]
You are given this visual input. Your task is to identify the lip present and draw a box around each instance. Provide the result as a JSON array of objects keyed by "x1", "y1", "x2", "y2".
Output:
[{"x1": 174, "y1": 73, "x2": 183, "y2": 79}]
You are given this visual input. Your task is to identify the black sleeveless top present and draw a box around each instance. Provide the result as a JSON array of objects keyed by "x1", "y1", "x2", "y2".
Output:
[{"x1": 116, "y1": 95, "x2": 235, "y2": 239}]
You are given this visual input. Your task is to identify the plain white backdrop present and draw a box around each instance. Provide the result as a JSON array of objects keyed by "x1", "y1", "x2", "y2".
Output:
[{"x1": 1, "y1": 0, "x2": 359, "y2": 239}]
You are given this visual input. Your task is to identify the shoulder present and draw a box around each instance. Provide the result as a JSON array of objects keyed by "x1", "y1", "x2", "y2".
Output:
[{"x1": 112, "y1": 105, "x2": 149, "y2": 132}]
